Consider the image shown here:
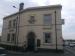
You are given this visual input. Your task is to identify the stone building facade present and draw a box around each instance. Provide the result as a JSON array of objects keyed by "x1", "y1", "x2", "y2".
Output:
[{"x1": 1, "y1": 5, "x2": 63, "y2": 51}]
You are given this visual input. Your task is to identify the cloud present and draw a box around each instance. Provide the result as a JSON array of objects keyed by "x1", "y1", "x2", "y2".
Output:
[
  {"x1": 63, "y1": 32, "x2": 75, "y2": 39},
  {"x1": 61, "y1": 0, "x2": 75, "y2": 39},
  {"x1": 0, "y1": 0, "x2": 75, "y2": 40},
  {"x1": 0, "y1": 0, "x2": 39, "y2": 35}
]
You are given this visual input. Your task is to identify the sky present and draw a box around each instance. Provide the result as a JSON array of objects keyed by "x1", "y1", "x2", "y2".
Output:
[{"x1": 0, "y1": 0, "x2": 75, "y2": 40}]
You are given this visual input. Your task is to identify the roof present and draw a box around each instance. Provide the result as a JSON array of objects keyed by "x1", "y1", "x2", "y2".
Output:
[{"x1": 3, "y1": 5, "x2": 62, "y2": 20}]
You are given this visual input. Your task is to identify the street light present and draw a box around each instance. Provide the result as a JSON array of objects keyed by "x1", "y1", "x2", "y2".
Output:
[
  {"x1": 13, "y1": 6, "x2": 16, "y2": 8},
  {"x1": 13, "y1": 3, "x2": 24, "y2": 47},
  {"x1": 55, "y1": 11, "x2": 57, "y2": 51},
  {"x1": 12, "y1": 6, "x2": 19, "y2": 49},
  {"x1": 54, "y1": 10, "x2": 64, "y2": 51}
]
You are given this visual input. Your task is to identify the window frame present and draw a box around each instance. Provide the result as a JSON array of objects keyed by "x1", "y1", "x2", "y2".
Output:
[
  {"x1": 8, "y1": 20, "x2": 12, "y2": 29},
  {"x1": 43, "y1": 32, "x2": 51, "y2": 43},
  {"x1": 11, "y1": 33, "x2": 16, "y2": 43},
  {"x1": 7, "y1": 33, "x2": 10, "y2": 42},
  {"x1": 13, "y1": 19, "x2": 17, "y2": 28},
  {"x1": 43, "y1": 14, "x2": 52, "y2": 25}
]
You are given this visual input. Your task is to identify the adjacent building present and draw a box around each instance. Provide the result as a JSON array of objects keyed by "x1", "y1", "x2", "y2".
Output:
[
  {"x1": 1, "y1": 5, "x2": 64, "y2": 51},
  {"x1": 64, "y1": 40, "x2": 75, "y2": 47}
]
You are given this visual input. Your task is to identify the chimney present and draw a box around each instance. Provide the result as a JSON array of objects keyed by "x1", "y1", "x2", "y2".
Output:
[{"x1": 19, "y1": 3, "x2": 24, "y2": 11}]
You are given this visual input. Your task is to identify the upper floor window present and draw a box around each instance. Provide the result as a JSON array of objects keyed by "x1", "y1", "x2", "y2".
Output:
[
  {"x1": 0, "y1": 36, "x2": 1, "y2": 42},
  {"x1": 13, "y1": 19, "x2": 17, "y2": 28},
  {"x1": 44, "y1": 14, "x2": 52, "y2": 25},
  {"x1": 28, "y1": 16, "x2": 35, "y2": 24},
  {"x1": 44, "y1": 32, "x2": 51, "y2": 43},
  {"x1": 11, "y1": 33, "x2": 16, "y2": 43},
  {"x1": 8, "y1": 20, "x2": 12, "y2": 28},
  {"x1": 7, "y1": 33, "x2": 10, "y2": 42}
]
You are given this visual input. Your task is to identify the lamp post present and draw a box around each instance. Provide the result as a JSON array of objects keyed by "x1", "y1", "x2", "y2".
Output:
[
  {"x1": 55, "y1": 11, "x2": 57, "y2": 51},
  {"x1": 13, "y1": 6, "x2": 20, "y2": 47},
  {"x1": 13, "y1": 3, "x2": 24, "y2": 47}
]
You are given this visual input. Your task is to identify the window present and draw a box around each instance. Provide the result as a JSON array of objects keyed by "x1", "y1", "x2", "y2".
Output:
[
  {"x1": 11, "y1": 33, "x2": 16, "y2": 43},
  {"x1": 7, "y1": 34, "x2": 10, "y2": 41},
  {"x1": 28, "y1": 16, "x2": 35, "y2": 24},
  {"x1": 0, "y1": 36, "x2": 1, "y2": 42},
  {"x1": 44, "y1": 32, "x2": 51, "y2": 43},
  {"x1": 13, "y1": 19, "x2": 17, "y2": 28},
  {"x1": 8, "y1": 20, "x2": 12, "y2": 28},
  {"x1": 44, "y1": 14, "x2": 52, "y2": 25},
  {"x1": 37, "y1": 39, "x2": 40, "y2": 47}
]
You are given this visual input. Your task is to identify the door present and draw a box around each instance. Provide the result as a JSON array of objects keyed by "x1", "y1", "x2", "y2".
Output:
[{"x1": 27, "y1": 32, "x2": 35, "y2": 51}]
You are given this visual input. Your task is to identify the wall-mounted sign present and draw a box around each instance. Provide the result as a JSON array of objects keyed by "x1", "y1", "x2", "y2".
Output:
[
  {"x1": 28, "y1": 16, "x2": 35, "y2": 24},
  {"x1": 61, "y1": 19, "x2": 65, "y2": 25}
]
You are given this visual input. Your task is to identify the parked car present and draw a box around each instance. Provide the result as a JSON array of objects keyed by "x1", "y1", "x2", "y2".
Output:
[
  {"x1": 69, "y1": 43, "x2": 75, "y2": 47},
  {"x1": 0, "y1": 47, "x2": 6, "y2": 56}
]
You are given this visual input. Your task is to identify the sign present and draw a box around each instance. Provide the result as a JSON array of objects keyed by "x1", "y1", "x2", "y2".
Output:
[{"x1": 61, "y1": 19, "x2": 65, "y2": 24}]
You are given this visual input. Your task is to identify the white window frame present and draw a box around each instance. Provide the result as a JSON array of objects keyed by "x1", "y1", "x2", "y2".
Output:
[
  {"x1": 11, "y1": 33, "x2": 16, "y2": 43},
  {"x1": 7, "y1": 33, "x2": 10, "y2": 42},
  {"x1": 43, "y1": 14, "x2": 52, "y2": 25},
  {"x1": 13, "y1": 19, "x2": 17, "y2": 28},
  {"x1": 43, "y1": 32, "x2": 51, "y2": 43}
]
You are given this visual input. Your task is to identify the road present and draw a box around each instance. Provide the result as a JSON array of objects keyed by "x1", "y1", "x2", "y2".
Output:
[
  {"x1": 6, "y1": 51, "x2": 63, "y2": 56},
  {"x1": 2, "y1": 46, "x2": 75, "y2": 56}
]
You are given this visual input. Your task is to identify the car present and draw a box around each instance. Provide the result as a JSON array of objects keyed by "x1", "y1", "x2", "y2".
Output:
[
  {"x1": 69, "y1": 44, "x2": 75, "y2": 47},
  {"x1": 0, "y1": 47, "x2": 6, "y2": 56}
]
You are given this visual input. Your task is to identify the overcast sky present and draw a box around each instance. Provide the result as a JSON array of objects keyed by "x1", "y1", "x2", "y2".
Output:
[{"x1": 0, "y1": 0, "x2": 75, "y2": 40}]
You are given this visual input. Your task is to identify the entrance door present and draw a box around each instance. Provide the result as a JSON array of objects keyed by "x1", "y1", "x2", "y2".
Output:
[{"x1": 27, "y1": 32, "x2": 35, "y2": 51}]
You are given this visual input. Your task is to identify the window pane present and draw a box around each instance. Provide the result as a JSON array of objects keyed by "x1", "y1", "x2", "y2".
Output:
[
  {"x1": 11, "y1": 33, "x2": 16, "y2": 43},
  {"x1": 44, "y1": 32, "x2": 51, "y2": 43},
  {"x1": 7, "y1": 34, "x2": 10, "y2": 41},
  {"x1": 13, "y1": 19, "x2": 16, "y2": 28},
  {"x1": 8, "y1": 20, "x2": 12, "y2": 28},
  {"x1": 44, "y1": 14, "x2": 52, "y2": 25}
]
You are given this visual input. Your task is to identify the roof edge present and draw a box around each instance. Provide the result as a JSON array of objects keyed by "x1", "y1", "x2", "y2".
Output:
[{"x1": 3, "y1": 5, "x2": 62, "y2": 20}]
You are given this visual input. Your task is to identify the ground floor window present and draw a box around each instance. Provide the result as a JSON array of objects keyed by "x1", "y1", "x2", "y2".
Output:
[
  {"x1": 44, "y1": 32, "x2": 51, "y2": 43},
  {"x1": 37, "y1": 39, "x2": 40, "y2": 47},
  {"x1": 7, "y1": 33, "x2": 10, "y2": 42},
  {"x1": 11, "y1": 33, "x2": 16, "y2": 43},
  {"x1": 7, "y1": 33, "x2": 16, "y2": 43}
]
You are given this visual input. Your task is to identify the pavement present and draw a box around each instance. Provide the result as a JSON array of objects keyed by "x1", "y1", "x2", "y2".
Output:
[
  {"x1": 65, "y1": 47, "x2": 75, "y2": 55},
  {"x1": 7, "y1": 50, "x2": 24, "y2": 55},
  {"x1": 7, "y1": 50, "x2": 64, "y2": 56},
  {"x1": 3, "y1": 46, "x2": 75, "y2": 56}
]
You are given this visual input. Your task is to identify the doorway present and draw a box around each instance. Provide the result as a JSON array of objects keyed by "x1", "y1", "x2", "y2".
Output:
[{"x1": 27, "y1": 32, "x2": 35, "y2": 51}]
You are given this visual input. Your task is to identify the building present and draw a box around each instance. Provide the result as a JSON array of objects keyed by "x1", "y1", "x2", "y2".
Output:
[
  {"x1": 64, "y1": 40, "x2": 75, "y2": 47},
  {"x1": 0, "y1": 36, "x2": 1, "y2": 42},
  {"x1": 1, "y1": 5, "x2": 64, "y2": 51}
]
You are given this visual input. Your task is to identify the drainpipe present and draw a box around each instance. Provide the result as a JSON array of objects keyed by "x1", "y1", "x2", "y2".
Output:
[
  {"x1": 55, "y1": 11, "x2": 58, "y2": 51},
  {"x1": 15, "y1": 10, "x2": 20, "y2": 47},
  {"x1": 16, "y1": 3, "x2": 24, "y2": 47}
]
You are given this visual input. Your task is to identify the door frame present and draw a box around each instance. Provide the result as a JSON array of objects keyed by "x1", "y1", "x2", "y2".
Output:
[{"x1": 27, "y1": 32, "x2": 36, "y2": 51}]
